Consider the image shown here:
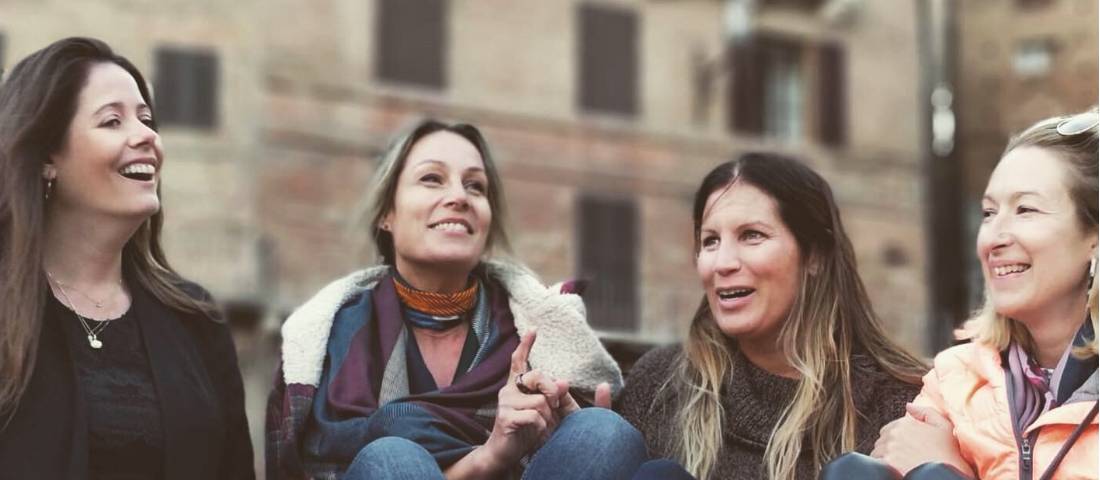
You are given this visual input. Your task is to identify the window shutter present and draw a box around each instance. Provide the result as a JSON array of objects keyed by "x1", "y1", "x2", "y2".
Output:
[
  {"x1": 375, "y1": 0, "x2": 446, "y2": 89},
  {"x1": 577, "y1": 195, "x2": 639, "y2": 331},
  {"x1": 578, "y1": 3, "x2": 638, "y2": 116},
  {"x1": 818, "y1": 41, "x2": 847, "y2": 147},
  {"x1": 729, "y1": 37, "x2": 766, "y2": 134}
]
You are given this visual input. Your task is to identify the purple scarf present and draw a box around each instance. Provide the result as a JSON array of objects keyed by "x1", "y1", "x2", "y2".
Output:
[
  {"x1": 302, "y1": 273, "x2": 519, "y2": 470},
  {"x1": 1007, "y1": 341, "x2": 1070, "y2": 433}
]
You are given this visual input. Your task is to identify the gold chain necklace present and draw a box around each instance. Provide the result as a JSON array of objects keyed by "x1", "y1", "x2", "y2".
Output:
[{"x1": 46, "y1": 272, "x2": 116, "y2": 349}]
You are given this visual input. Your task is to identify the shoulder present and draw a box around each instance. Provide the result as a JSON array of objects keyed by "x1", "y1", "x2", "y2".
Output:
[
  {"x1": 930, "y1": 342, "x2": 993, "y2": 372},
  {"x1": 620, "y1": 345, "x2": 682, "y2": 401}
]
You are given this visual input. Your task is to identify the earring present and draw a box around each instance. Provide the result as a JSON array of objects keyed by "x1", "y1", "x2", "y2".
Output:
[
  {"x1": 44, "y1": 178, "x2": 54, "y2": 200},
  {"x1": 1089, "y1": 257, "x2": 1096, "y2": 290},
  {"x1": 381, "y1": 223, "x2": 391, "y2": 231}
]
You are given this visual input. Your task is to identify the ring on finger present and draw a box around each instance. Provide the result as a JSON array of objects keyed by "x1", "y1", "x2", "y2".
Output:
[{"x1": 515, "y1": 371, "x2": 535, "y2": 394}]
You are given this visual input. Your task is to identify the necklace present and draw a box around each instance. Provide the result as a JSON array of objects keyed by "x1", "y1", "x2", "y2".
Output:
[
  {"x1": 50, "y1": 276, "x2": 121, "y2": 309},
  {"x1": 46, "y1": 272, "x2": 115, "y2": 349}
]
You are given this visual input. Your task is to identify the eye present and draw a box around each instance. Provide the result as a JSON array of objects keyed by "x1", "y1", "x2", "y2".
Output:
[
  {"x1": 740, "y1": 230, "x2": 766, "y2": 242},
  {"x1": 140, "y1": 116, "x2": 156, "y2": 129},
  {"x1": 1016, "y1": 205, "x2": 1037, "y2": 214},
  {"x1": 464, "y1": 180, "x2": 486, "y2": 194},
  {"x1": 99, "y1": 117, "x2": 121, "y2": 128},
  {"x1": 700, "y1": 235, "x2": 719, "y2": 250},
  {"x1": 419, "y1": 173, "x2": 443, "y2": 185},
  {"x1": 981, "y1": 208, "x2": 996, "y2": 220}
]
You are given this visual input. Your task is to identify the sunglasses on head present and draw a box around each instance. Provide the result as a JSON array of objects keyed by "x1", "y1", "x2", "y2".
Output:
[{"x1": 1056, "y1": 112, "x2": 1099, "y2": 136}]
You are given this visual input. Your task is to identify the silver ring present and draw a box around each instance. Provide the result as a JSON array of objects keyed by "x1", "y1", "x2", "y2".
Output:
[{"x1": 515, "y1": 371, "x2": 534, "y2": 394}]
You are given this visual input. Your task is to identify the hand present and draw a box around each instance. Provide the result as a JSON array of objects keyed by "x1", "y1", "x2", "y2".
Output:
[
  {"x1": 480, "y1": 330, "x2": 560, "y2": 472},
  {"x1": 552, "y1": 380, "x2": 612, "y2": 417},
  {"x1": 871, "y1": 404, "x2": 974, "y2": 477}
]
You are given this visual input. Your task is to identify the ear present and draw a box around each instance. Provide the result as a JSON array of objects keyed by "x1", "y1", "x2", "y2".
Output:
[
  {"x1": 806, "y1": 251, "x2": 824, "y2": 276},
  {"x1": 379, "y1": 210, "x2": 394, "y2": 232}
]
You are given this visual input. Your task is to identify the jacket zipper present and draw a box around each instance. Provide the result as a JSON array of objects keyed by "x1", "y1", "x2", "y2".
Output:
[{"x1": 1005, "y1": 368, "x2": 1035, "y2": 480}]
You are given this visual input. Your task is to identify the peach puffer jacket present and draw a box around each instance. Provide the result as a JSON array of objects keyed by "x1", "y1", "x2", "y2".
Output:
[{"x1": 914, "y1": 342, "x2": 1098, "y2": 480}]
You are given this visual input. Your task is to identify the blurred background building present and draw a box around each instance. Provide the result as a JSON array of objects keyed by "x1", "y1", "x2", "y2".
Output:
[{"x1": 1, "y1": 0, "x2": 1096, "y2": 475}]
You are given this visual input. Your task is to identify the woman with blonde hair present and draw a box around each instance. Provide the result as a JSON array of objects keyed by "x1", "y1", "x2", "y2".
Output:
[
  {"x1": 868, "y1": 110, "x2": 1098, "y2": 479},
  {"x1": 266, "y1": 119, "x2": 646, "y2": 479},
  {"x1": 618, "y1": 152, "x2": 928, "y2": 479}
]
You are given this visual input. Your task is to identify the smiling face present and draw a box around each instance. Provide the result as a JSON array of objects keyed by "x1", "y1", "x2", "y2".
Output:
[
  {"x1": 696, "y1": 181, "x2": 803, "y2": 344},
  {"x1": 978, "y1": 146, "x2": 1097, "y2": 325},
  {"x1": 46, "y1": 62, "x2": 162, "y2": 220},
  {"x1": 382, "y1": 130, "x2": 492, "y2": 282}
]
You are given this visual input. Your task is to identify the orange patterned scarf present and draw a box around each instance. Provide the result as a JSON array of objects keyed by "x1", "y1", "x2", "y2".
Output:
[{"x1": 393, "y1": 275, "x2": 479, "y2": 318}]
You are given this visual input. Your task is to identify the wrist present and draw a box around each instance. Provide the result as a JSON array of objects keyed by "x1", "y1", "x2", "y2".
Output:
[{"x1": 469, "y1": 445, "x2": 505, "y2": 477}]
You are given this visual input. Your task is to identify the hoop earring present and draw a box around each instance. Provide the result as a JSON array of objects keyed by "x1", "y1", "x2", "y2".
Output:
[{"x1": 44, "y1": 178, "x2": 54, "y2": 200}]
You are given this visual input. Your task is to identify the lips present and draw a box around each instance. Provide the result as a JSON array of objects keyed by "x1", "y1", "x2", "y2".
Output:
[
  {"x1": 715, "y1": 286, "x2": 756, "y2": 309},
  {"x1": 429, "y1": 218, "x2": 473, "y2": 234},
  {"x1": 118, "y1": 160, "x2": 157, "y2": 182},
  {"x1": 992, "y1": 263, "x2": 1031, "y2": 278}
]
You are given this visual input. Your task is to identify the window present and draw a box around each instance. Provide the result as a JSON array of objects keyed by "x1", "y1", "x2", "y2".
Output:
[
  {"x1": 578, "y1": 3, "x2": 638, "y2": 116},
  {"x1": 728, "y1": 34, "x2": 847, "y2": 146},
  {"x1": 577, "y1": 195, "x2": 638, "y2": 331},
  {"x1": 154, "y1": 47, "x2": 219, "y2": 129},
  {"x1": 1013, "y1": 39, "x2": 1054, "y2": 77},
  {"x1": 375, "y1": 0, "x2": 447, "y2": 89}
]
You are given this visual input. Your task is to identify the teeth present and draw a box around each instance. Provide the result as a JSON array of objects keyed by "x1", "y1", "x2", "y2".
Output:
[
  {"x1": 993, "y1": 264, "x2": 1030, "y2": 277},
  {"x1": 431, "y1": 222, "x2": 468, "y2": 233},
  {"x1": 120, "y1": 163, "x2": 155, "y2": 176},
  {"x1": 718, "y1": 288, "x2": 753, "y2": 298}
]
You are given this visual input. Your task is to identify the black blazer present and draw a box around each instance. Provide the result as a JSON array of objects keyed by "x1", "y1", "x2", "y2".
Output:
[{"x1": 0, "y1": 281, "x2": 255, "y2": 479}]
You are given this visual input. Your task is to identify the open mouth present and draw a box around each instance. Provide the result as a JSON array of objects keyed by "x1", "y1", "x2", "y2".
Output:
[
  {"x1": 429, "y1": 220, "x2": 473, "y2": 234},
  {"x1": 993, "y1": 264, "x2": 1030, "y2": 278},
  {"x1": 119, "y1": 163, "x2": 156, "y2": 182},
  {"x1": 717, "y1": 288, "x2": 755, "y2": 300}
]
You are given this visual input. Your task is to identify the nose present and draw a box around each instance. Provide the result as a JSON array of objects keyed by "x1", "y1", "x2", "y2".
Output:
[
  {"x1": 977, "y1": 215, "x2": 1014, "y2": 258},
  {"x1": 128, "y1": 119, "x2": 159, "y2": 149},
  {"x1": 713, "y1": 242, "x2": 742, "y2": 276},
  {"x1": 442, "y1": 180, "x2": 470, "y2": 210}
]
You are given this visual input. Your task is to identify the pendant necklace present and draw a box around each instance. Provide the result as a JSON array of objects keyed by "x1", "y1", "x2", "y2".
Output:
[{"x1": 46, "y1": 272, "x2": 115, "y2": 349}]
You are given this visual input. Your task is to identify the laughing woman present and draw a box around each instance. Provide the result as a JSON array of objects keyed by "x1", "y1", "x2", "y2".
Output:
[
  {"x1": 618, "y1": 153, "x2": 928, "y2": 480},
  {"x1": 870, "y1": 110, "x2": 1098, "y2": 479},
  {"x1": 265, "y1": 119, "x2": 645, "y2": 480},
  {"x1": 0, "y1": 38, "x2": 253, "y2": 478}
]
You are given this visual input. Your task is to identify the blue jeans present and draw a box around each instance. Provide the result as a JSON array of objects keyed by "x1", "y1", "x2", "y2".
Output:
[
  {"x1": 343, "y1": 436, "x2": 445, "y2": 480},
  {"x1": 523, "y1": 407, "x2": 647, "y2": 480},
  {"x1": 344, "y1": 408, "x2": 646, "y2": 480}
]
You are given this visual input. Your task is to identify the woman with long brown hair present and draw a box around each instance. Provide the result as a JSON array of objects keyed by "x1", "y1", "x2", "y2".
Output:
[
  {"x1": 0, "y1": 37, "x2": 253, "y2": 478},
  {"x1": 618, "y1": 152, "x2": 928, "y2": 479}
]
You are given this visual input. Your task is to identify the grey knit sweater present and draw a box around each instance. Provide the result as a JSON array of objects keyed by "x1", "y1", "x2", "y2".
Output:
[{"x1": 617, "y1": 345, "x2": 921, "y2": 480}]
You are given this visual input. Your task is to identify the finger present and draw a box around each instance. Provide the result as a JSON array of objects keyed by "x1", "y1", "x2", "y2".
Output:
[
  {"x1": 510, "y1": 329, "x2": 538, "y2": 378},
  {"x1": 554, "y1": 379, "x2": 582, "y2": 416},
  {"x1": 594, "y1": 382, "x2": 612, "y2": 409},
  {"x1": 511, "y1": 391, "x2": 558, "y2": 429},
  {"x1": 906, "y1": 403, "x2": 952, "y2": 429},
  {"x1": 522, "y1": 370, "x2": 561, "y2": 409}
]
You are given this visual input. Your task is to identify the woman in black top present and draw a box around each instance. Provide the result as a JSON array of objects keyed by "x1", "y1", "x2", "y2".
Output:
[{"x1": 0, "y1": 37, "x2": 254, "y2": 479}]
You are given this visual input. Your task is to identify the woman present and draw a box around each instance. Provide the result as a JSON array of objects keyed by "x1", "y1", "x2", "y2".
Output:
[
  {"x1": 0, "y1": 38, "x2": 254, "y2": 478},
  {"x1": 870, "y1": 110, "x2": 1098, "y2": 479},
  {"x1": 617, "y1": 152, "x2": 928, "y2": 480},
  {"x1": 265, "y1": 119, "x2": 646, "y2": 479}
]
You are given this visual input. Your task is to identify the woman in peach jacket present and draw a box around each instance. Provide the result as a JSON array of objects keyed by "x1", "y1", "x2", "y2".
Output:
[{"x1": 871, "y1": 110, "x2": 1099, "y2": 480}]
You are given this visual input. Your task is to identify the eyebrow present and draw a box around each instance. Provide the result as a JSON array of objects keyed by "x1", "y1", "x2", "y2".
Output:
[
  {"x1": 92, "y1": 101, "x2": 151, "y2": 116},
  {"x1": 981, "y1": 190, "x2": 1043, "y2": 203},
  {"x1": 412, "y1": 158, "x2": 486, "y2": 174}
]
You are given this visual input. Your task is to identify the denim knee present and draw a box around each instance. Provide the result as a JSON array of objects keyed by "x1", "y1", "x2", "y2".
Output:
[
  {"x1": 345, "y1": 437, "x2": 442, "y2": 480},
  {"x1": 560, "y1": 407, "x2": 644, "y2": 447}
]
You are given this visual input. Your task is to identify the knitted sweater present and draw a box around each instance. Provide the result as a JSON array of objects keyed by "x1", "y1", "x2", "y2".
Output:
[{"x1": 617, "y1": 345, "x2": 921, "y2": 480}]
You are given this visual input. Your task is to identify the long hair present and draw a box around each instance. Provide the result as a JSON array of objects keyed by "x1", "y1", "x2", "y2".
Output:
[
  {"x1": 0, "y1": 37, "x2": 215, "y2": 423},
  {"x1": 960, "y1": 108, "x2": 1099, "y2": 357},
  {"x1": 360, "y1": 118, "x2": 511, "y2": 264},
  {"x1": 669, "y1": 153, "x2": 928, "y2": 479}
]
